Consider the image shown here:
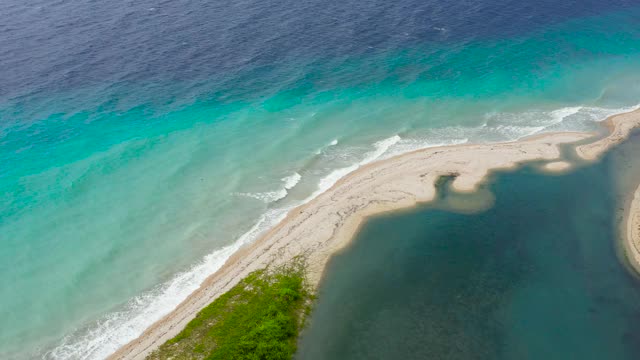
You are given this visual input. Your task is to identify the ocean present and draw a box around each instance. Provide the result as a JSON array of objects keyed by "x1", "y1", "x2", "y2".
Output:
[
  {"x1": 1, "y1": 0, "x2": 640, "y2": 358},
  {"x1": 296, "y1": 132, "x2": 640, "y2": 360}
]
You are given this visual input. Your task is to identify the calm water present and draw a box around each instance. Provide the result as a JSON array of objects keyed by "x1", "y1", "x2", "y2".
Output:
[
  {"x1": 297, "y1": 135, "x2": 640, "y2": 360},
  {"x1": 2, "y1": 0, "x2": 640, "y2": 358}
]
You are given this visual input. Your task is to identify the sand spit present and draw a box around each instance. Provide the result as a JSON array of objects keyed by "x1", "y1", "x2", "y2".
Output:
[{"x1": 111, "y1": 109, "x2": 640, "y2": 360}]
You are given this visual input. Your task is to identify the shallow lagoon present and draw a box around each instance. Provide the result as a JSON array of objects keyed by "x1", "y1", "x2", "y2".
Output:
[{"x1": 297, "y1": 134, "x2": 640, "y2": 360}]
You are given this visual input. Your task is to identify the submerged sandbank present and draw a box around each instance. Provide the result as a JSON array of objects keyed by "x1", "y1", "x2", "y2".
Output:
[
  {"x1": 111, "y1": 108, "x2": 640, "y2": 360},
  {"x1": 543, "y1": 161, "x2": 572, "y2": 173}
]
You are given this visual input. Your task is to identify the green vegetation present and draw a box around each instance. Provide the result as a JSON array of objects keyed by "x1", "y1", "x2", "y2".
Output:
[{"x1": 147, "y1": 258, "x2": 313, "y2": 360}]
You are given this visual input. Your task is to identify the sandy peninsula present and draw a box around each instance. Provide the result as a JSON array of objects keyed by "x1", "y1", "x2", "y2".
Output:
[{"x1": 110, "y1": 108, "x2": 640, "y2": 360}]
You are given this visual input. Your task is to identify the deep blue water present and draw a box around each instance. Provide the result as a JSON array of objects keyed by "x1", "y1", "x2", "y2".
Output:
[
  {"x1": 297, "y1": 135, "x2": 640, "y2": 359},
  {"x1": 1, "y1": 0, "x2": 639, "y2": 107},
  {"x1": 2, "y1": 0, "x2": 640, "y2": 358}
]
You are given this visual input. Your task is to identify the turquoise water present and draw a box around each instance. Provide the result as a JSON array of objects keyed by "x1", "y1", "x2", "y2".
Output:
[
  {"x1": 2, "y1": 1, "x2": 640, "y2": 358},
  {"x1": 297, "y1": 134, "x2": 640, "y2": 359}
]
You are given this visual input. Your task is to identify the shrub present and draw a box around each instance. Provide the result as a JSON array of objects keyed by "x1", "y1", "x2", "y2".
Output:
[{"x1": 147, "y1": 258, "x2": 312, "y2": 360}]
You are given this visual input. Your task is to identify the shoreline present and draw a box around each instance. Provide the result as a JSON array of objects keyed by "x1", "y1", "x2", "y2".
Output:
[{"x1": 110, "y1": 108, "x2": 640, "y2": 360}]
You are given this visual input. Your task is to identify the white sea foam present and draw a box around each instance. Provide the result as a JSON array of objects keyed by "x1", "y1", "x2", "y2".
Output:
[
  {"x1": 578, "y1": 104, "x2": 640, "y2": 123},
  {"x1": 473, "y1": 105, "x2": 615, "y2": 140},
  {"x1": 47, "y1": 104, "x2": 639, "y2": 360},
  {"x1": 549, "y1": 106, "x2": 582, "y2": 123},
  {"x1": 234, "y1": 172, "x2": 302, "y2": 204},
  {"x1": 315, "y1": 139, "x2": 340, "y2": 154},
  {"x1": 481, "y1": 104, "x2": 640, "y2": 137},
  {"x1": 384, "y1": 137, "x2": 470, "y2": 158},
  {"x1": 282, "y1": 172, "x2": 302, "y2": 190},
  {"x1": 234, "y1": 190, "x2": 288, "y2": 203},
  {"x1": 495, "y1": 124, "x2": 547, "y2": 139},
  {"x1": 308, "y1": 135, "x2": 401, "y2": 200}
]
